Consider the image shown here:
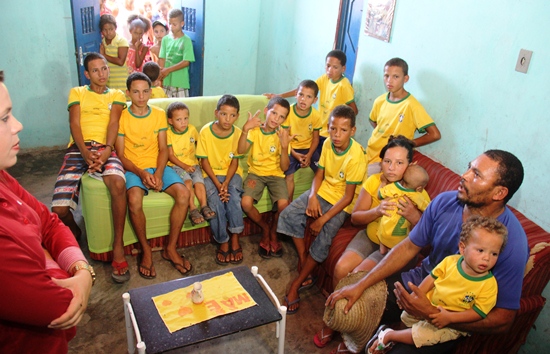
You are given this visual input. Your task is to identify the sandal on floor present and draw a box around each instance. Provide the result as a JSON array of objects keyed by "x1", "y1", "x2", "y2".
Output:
[
  {"x1": 215, "y1": 247, "x2": 231, "y2": 266},
  {"x1": 313, "y1": 327, "x2": 334, "y2": 348},
  {"x1": 161, "y1": 252, "x2": 193, "y2": 276},
  {"x1": 230, "y1": 247, "x2": 243, "y2": 264},
  {"x1": 111, "y1": 260, "x2": 131, "y2": 283},
  {"x1": 270, "y1": 240, "x2": 283, "y2": 257},
  {"x1": 259, "y1": 241, "x2": 271, "y2": 259},
  {"x1": 298, "y1": 274, "x2": 318, "y2": 293},
  {"x1": 283, "y1": 295, "x2": 301, "y2": 315},
  {"x1": 189, "y1": 208, "x2": 205, "y2": 226},
  {"x1": 201, "y1": 205, "x2": 217, "y2": 221},
  {"x1": 330, "y1": 343, "x2": 352, "y2": 354},
  {"x1": 366, "y1": 325, "x2": 394, "y2": 354},
  {"x1": 137, "y1": 254, "x2": 156, "y2": 279}
]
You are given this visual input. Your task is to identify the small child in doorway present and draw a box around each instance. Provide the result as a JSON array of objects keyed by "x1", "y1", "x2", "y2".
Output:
[
  {"x1": 126, "y1": 14, "x2": 151, "y2": 74},
  {"x1": 166, "y1": 101, "x2": 216, "y2": 226},
  {"x1": 281, "y1": 79, "x2": 323, "y2": 202},
  {"x1": 159, "y1": 8, "x2": 195, "y2": 97},
  {"x1": 238, "y1": 97, "x2": 292, "y2": 258},
  {"x1": 375, "y1": 164, "x2": 430, "y2": 255},
  {"x1": 99, "y1": 14, "x2": 129, "y2": 92},
  {"x1": 142, "y1": 61, "x2": 168, "y2": 98},
  {"x1": 368, "y1": 215, "x2": 508, "y2": 352},
  {"x1": 196, "y1": 95, "x2": 245, "y2": 265}
]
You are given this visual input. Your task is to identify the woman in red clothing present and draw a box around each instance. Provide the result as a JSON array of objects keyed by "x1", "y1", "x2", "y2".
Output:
[{"x1": 0, "y1": 71, "x2": 94, "y2": 353}]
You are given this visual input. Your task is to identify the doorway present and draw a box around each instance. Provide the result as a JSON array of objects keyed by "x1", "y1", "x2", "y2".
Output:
[{"x1": 335, "y1": 0, "x2": 364, "y2": 83}]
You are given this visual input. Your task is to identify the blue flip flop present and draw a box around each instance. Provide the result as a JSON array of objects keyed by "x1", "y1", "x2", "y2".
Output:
[
  {"x1": 298, "y1": 274, "x2": 318, "y2": 293},
  {"x1": 284, "y1": 295, "x2": 301, "y2": 315}
]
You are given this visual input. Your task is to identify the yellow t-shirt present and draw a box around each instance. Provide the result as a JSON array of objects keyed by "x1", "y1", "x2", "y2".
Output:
[
  {"x1": 377, "y1": 182, "x2": 431, "y2": 248},
  {"x1": 281, "y1": 104, "x2": 322, "y2": 150},
  {"x1": 367, "y1": 93, "x2": 436, "y2": 164},
  {"x1": 245, "y1": 127, "x2": 284, "y2": 177},
  {"x1": 317, "y1": 138, "x2": 366, "y2": 214},
  {"x1": 167, "y1": 124, "x2": 199, "y2": 167},
  {"x1": 67, "y1": 86, "x2": 126, "y2": 147},
  {"x1": 315, "y1": 75, "x2": 355, "y2": 137},
  {"x1": 118, "y1": 105, "x2": 168, "y2": 169},
  {"x1": 151, "y1": 86, "x2": 167, "y2": 99},
  {"x1": 428, "y1": 255, "x2": 498, "y2": 318},
  {"x1": 103, "y1": 33, "x2": 129, "y2": 92},
  {"x1": 196, "y1": 122, "x2": 243, "y2": 177}
]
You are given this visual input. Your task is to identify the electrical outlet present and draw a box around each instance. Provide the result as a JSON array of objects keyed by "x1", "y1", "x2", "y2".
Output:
[{"x1": 515, "y1": 49, "x2": 533, "y2": 73}]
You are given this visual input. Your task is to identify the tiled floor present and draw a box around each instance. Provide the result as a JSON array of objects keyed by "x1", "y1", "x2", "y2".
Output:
[{"x1": 9, "y1": 148, "x2": 335, "y2": 354}]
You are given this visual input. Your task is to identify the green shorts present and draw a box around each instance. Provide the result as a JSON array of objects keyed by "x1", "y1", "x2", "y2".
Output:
[{"x1": 243, "y1": 173, "x2": 288, "y2": 204}]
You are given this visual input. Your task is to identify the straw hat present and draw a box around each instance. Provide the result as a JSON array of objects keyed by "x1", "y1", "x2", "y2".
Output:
[{"x1": 323, "y1": 271, "x2": 387, "y2": 353}]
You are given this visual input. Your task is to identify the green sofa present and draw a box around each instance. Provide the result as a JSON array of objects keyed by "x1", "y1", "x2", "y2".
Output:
[{"x1": 81, "y1": 95, "x2": 314, "y2": 261}]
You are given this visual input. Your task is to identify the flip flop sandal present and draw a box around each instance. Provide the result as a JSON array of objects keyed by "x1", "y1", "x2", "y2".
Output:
[
  {"x1": 270, "y1": 240, "x2": 283, "y2": 257},
  {"x1": 298, "y1": 274, "x2": 318, "y2": 293},
  {"x1": 230, "y1": 247, "x2": 243, "y2": 264},
  {"x1": 313, "y1": 327, "x2": 334, "y2": 348},
  {"x1": 283, "y1": 295, "x2": 301, "y2": 315},
  {"x1": 330, "y1": 343, "x2": 352, "y2": 354},
  {"x1": 137, "y1": 254, "x2": 156, "y2": 279},
  {"x1": 111, "y1": 260, "x2": 131, "y2": 283},
  {"x1": 259, "y1": 241, "x2": 271, "y2": 259},
  {"x1": 188, "y1": 208, "x2": 205, "y2": 226},
  {"x1": 161, "y1": 252, "x2": 193, "y2": 275},
  {"x1": 215, "y1": 247, "x2": 231, "y2": 266},
  {"x1": 367, "y1": 325, "x2": 394, "y2": 354},
  {"x1": 200, "y1": 205, "x2": 217, "y2": 221}
]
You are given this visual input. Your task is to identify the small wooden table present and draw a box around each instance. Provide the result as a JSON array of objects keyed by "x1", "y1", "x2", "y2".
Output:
[{"x1": 123, "y1": 265, "x2": 287, "y2": 353}]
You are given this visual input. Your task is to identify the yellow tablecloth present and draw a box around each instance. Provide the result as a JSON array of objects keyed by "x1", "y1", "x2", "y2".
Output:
[{"x1": 152, "y1": 272, "x2": 257, "y2": 333}]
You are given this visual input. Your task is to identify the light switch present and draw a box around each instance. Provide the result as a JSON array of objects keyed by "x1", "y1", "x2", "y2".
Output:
[{"x1": 515, "y1": 49, "x2": 533, "y2": 73}]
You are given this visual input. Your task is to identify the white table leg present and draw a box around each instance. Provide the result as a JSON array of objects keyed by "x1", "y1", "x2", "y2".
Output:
[{"x1": 123, "y1": 292, "x2": 146, "y2": 354}]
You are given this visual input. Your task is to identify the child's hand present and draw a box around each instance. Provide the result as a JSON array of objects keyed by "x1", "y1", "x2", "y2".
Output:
[
  {"x1": 379, "y1": 243, "x2": 389, "y2": 255},
  {"x1": 243, "y1": 110, "x2": 262, "y2": 132},
  {"x1": 376, "y1": 199, "x2": 397, "y2": 218},
  {"x1": 276, "y1": 128, "x2": 295, "y2": 150},
  {"x1": 218, "y1": 180, "x2": 230, "y2": 202},
  {"x1": 185, "y1": 165, "x2": 195, "y2": 173},
  {"x1": 263, "y1": 93, "x2": 275, "y2": 99},
  {"x1": 301, "y1": 154, "x2": 312, "y2": 168},
  {"x1": 152, "y1": 172, "x2": 163, "y2": 192},
  {"x1": 309, "y1": 217, "x2": 326, "y2": 236},
  {"x1": 139, "y1": 170, "x2": 156, "y2": 189},
  {"x1": 82, "y1": 149, "x2": 98, "y2": 168},
  {"x1": 306, "y1": 196, "x2": 322, "y2": 219},
  {"x1": 159, "y1": 68, "x2": 170, "y2": 81},
  {"x1": 429, "y1": 306, "x2": 452, "y2": 329}
]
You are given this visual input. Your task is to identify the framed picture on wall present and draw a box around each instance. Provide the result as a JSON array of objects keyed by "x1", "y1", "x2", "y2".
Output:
[{"x1": 364, "y1": 0, "x2": 396, "y2": 42}]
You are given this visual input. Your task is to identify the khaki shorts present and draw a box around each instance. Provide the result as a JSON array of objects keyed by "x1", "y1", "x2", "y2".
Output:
[
  {"x1": 401, "y1": 311, "x2": 468, "y2": 348},
  {"x1": 243, "y1": 173, "x2": 288, "y2": 204}
]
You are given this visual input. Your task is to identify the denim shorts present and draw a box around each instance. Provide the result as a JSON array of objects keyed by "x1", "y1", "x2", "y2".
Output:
[
  {"x1": 346, "y1": 229, "x2": 384, "y2": 263},
  {"x1": 277, "y1": 189, "x2": 349, "y2": 263},
  {"x1": 285, "y1": 148, "x2": 320, "y2": 175},
  {"x1": 171, "y1": 165, "x2": 205, "y2": 185},
  {"x1": 125, "y1": 167, "x2": 183, "y2": 195}
]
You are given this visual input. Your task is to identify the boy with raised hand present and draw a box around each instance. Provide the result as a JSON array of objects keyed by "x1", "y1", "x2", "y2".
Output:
[
  {"x1": 196, "y1": 95, "x2": 245, "y2": 265},
  {"x1": 52, "y1": 53, "x2": 129, "y2": 283},
  {"x1": 277, "y1": 105, "x2": 367, "y2": 314},
  {"x1": 166, "y1": 101, "x2": 215, "y2": 226},
  {"x1": 281, "y1": 79, "x2": 323, "y2": 201},
  {"x1": 158, "y1": 8, "x2": 195, "y2": 97},
  {"x1": 367, "y1": 57, "x2": 441, "y2": 176},
  {"x1": 238, "y1": 97, "x2": 292, "y2": 259},
  {"x1": 116, "y1": 72, "x2": 192, "y2": 279},
  {"x1": 265, "y1": 50, "x2": 358, "y2": 151}
]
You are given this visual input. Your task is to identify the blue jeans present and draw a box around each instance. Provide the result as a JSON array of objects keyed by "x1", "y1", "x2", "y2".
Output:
[{"x1": 204, "y1": 175, "x2": 244, "y2": 244}]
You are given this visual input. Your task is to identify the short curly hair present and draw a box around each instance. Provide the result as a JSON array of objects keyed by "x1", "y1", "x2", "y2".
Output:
[{"x1": 460, "y1": 215, "x2": 508, "y2": 253}]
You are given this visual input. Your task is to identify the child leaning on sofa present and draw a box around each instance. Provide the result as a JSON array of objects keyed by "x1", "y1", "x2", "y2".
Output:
[
  {"x1": 196, "y1": 95, "x2": 245, "y2": 266},
  {"x1": 368, "y1": 215, "x2": 507, "y2": 352},
  {"x1": 238, "y1": 97, "x2": 292, "y2": 259},
  {"x1": 166, "y1": 101, "x2": 216, "y2": 227},
  {"x1": 277, "y1": 105, "x2": 366, "y2": 314}
]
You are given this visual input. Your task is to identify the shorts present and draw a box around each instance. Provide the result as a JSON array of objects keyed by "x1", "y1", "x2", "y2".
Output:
[
  {"x1": 314, "y1": 136, "x2": 327, "y2": 157},
  {"x1": 172, "y1": 165, "x2": 205, "y2": 185},
  {"x1": 243, "y1": 173, "x2": 288, "y2": 204},
  {"x1": 125, "y1": 167, "x2": 183, "y2": 195},
  {"x1": 401, "y1": 311, "x2": 468, "y2": 347},
  {"x1": 285, "y1": 148, "x2": 320, "y2": 175},
  {"x1": 346, "y1": 229, "x2": 384, "y2": 263},
  {"x1": 164, "y1": 86, "x2": 189, "y2": 98},
  {"x1": 52, "y1": 142, "x2": 125, "y2": 210},
  {"x1": 277, "y1": 190, "x2": 349, "y2": 263}
]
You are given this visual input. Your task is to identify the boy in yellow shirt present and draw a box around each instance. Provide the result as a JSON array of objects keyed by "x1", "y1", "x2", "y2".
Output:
[
  {"x1": 238, "y1": 97, "x2": 292, "y2": 258},
  {"x1": 116, "y1": 72, "x2": 192, "y2": 279},
  {"x1": 281, "y1": 80, "x2": 323, "y2": 201},
  {"x1": 166, "y1": 101, "x2": 216, "y2": 226},
  {"x1": 142, "y1": 61, "x2": 168, "y2": 98},
  {"x1": 196, "y1": 95, "x2": 245, "y2": 265},
  {"x1": 277, "y1": 105, "x2": 366, "y2": 314}
]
